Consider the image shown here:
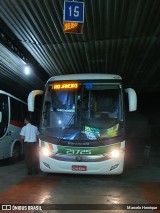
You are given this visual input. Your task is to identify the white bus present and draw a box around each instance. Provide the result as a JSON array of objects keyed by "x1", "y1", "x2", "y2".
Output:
[
  {"x1": 0, "y1": 90, "x2": 28, "y2": 161},
  {"x1": 28, "y1": 74, "x2": 137, "y2": 174}
]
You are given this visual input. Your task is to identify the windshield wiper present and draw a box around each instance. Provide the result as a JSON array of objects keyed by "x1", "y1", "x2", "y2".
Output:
[{"x1": 57, "y1": 113, "x2": 76, "y2": 143}]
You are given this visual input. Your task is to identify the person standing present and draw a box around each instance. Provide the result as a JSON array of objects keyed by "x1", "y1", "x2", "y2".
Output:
[{"x1": 20, "y1": 116, "x2": 40, "y2": 175}]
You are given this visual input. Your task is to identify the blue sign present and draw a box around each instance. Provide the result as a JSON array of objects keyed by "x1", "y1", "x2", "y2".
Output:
[
  {"x1": 85, "y1": 83, "x2": 93, "y2": 89},
  {"x1": 64, "y1": 1, "x2": 84, "y2": 23}
]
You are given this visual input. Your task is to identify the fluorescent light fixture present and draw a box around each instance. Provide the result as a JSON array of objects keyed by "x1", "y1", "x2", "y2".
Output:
[{"x1": 24, "y1": 65, "x2": 31, "y2": 75}]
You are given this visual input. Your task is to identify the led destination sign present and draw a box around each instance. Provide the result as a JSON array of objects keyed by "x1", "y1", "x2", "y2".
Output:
[{"x1": 53, "y1": 82, "x2": 78, "y2": 90}]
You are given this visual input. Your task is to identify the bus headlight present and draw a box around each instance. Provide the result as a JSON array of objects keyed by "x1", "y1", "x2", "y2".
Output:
[
  {"x1": 110, "y1": 150, "x2": 120, "y2": 158},
  {"x1": 41, "y1": 147, "x2": 50, "y2": 156}
]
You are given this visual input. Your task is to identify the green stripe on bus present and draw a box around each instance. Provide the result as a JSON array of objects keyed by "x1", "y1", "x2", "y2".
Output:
[{"x1": 57, "y1": 143, "x2": 121, "y2": 155}]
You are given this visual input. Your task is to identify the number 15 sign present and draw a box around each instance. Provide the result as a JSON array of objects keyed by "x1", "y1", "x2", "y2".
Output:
[
  {"x1": 63, "y1": 1, "x2": 85, "y2": 33},
  {"x1": 64, "y1": 1, "x2": 84, "y2": 23}
]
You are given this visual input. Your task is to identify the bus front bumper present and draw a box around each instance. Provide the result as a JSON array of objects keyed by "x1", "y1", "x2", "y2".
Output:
[{"x1": 39, "y1": 153, "x2": 124, "y2": 175}]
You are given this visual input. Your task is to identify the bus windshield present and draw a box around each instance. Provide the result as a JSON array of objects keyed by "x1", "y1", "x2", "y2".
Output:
[{"x1": 40, "y1": 82, "x2": 124, "y2": 141}]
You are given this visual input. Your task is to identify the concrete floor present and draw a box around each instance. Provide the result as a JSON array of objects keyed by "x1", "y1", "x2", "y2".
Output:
[{"x1": 0, "y1": 142, "x2": 160, "y2": 213}]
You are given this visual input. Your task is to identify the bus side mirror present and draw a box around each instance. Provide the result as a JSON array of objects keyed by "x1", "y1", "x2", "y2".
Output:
[
  {"x1": 0, "y1": 111, "x2": 2, "y2": 123},
  {"x1": 125, "y1": 88, "x2": 137, "y2": 111},
  {"x1": 28, "y1": 90, "x2": 44, "y2": 112}
]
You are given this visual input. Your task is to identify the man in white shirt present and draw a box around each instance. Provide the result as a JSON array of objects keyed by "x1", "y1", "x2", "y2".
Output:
[{"x1": 20, "y1": 117, "x2": 40, "y2": 175}]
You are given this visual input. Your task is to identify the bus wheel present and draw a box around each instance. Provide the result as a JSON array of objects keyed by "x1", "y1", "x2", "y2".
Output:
[{"x1": 11, "y1": 144, "x2": 21, "y2": 163}]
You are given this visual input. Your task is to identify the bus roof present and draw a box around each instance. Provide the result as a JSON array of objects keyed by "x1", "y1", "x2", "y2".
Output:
[{"x1": 47, "y1": 73, "x2": 122, "y2": 83}]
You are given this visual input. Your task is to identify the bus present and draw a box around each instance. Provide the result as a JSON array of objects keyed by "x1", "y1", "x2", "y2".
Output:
[
  {"x1": 28, "y1": 74, "x2": 137, "y2": 174},
  {"x1": 0, "y1": 90, "x2": 28, "y2": 161}
]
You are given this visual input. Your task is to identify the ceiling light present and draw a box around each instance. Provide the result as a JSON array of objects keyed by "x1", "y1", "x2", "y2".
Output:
[{"x1": 24, "y1": 65, "x2": 31, "y2": 75}]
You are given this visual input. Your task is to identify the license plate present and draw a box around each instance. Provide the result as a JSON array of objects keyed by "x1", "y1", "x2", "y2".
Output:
[{"x1": 72, "y1": 165, "x2": 87, "y2": 171}]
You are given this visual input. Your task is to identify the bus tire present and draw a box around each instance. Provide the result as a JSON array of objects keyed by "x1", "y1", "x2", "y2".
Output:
[{"x1": 11, "y1": 144, "x2": 22, "y2": 163}]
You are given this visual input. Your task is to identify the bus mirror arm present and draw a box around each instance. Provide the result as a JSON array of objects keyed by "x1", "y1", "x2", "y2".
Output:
[
  {"x1": 0, "y1": 111, "x2": 2, "y2": 123},
  {"x1": 28, "y1": 90, "x2": 44, "y2": 112},
  {"x1": 125, "y1": 88, "x2": 137, "y2": 112}
]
